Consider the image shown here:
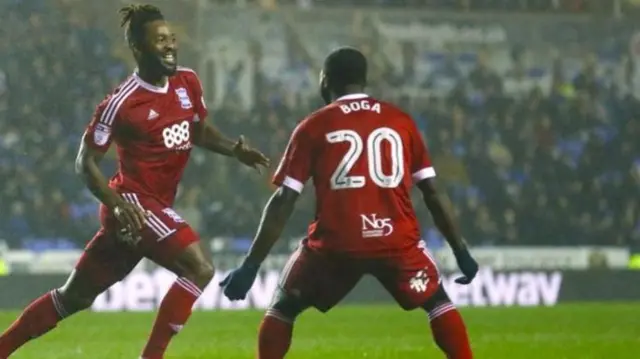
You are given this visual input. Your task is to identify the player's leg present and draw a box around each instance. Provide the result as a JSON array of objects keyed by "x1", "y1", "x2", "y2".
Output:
[
  {"x1": 258, "y1": 244, "x2": 362, "y2": 359},
  {"x1": 372, "y1": 241, "x2": 472, "y2": 359},
  {"x1": 127, "y1": 198, "x2": 214, "y2": 359},
  {"x1": 140, "y1": 239, "x2": 213, "y2": 359},
  {"x1": 0, "y1": 229, "x2": 141, "y2": 358},
  {"x1": 258, "y1": 247, "x2": 310, "y2": 359},
  {"x1": 258, "y1": 289, "x2": 309, "y2": 359},
  {"x1": 422, "y1": 284, "x2": 472, "y2": 359}
]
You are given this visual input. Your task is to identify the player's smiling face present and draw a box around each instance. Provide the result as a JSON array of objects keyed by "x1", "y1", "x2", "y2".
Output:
[{"x1": 142, "y1": 20, "x2": 178, "y2": 76}]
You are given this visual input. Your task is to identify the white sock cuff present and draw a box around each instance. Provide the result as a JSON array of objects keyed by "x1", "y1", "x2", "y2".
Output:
[
  {"x1": 50, "y1": 289, "x2": 69, "y2": 318},
  {"x1": 176, "y1": 277, "x2": 203, "y2": 297},
  {"x1": 428, "y1": 302, "x2": 456, "y2": 321},
  {"x1": 265, "y1": 308, "x2": 294, "y2": 324}
]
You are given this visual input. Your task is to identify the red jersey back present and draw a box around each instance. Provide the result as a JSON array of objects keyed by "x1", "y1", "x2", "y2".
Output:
[
  {"x1": 273, "y1": 94, "x2": 436, "y2": 257},
  {"x1": 83, "y1": 67, "x2": 208, "y2": 206}
]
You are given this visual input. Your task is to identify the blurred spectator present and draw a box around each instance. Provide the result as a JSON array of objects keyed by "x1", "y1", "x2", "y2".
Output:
[
  {"x1": 468, "y1": 50, "x2": 503, "y2": 98},
  {"x1": 426, "y1": 49, "x2": 464, "y2": 96},
  {"x1": 573, "y1": 54, "x2": 601, "y2": 97}
]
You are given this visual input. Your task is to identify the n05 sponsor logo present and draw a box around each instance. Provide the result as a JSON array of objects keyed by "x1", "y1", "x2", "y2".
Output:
[{"x1": 360, "y1": 213, "x2": 394, "y2": 238}]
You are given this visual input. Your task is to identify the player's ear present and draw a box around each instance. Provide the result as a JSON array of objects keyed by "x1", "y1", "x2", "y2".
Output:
[
  {"x1": 323, "y1": 75, "x2": 332, "y2": 89},
  {"x1": 125, "y1": 30, "x2": 141, "y2": 59},
  {"x1": 130, "y1": 41, "x2": 143, "y2": 59}
]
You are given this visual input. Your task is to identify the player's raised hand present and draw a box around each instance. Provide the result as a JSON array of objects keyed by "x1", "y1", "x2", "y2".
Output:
[
  {"x1": 219, "y1": 261, "x2": 260, "y2": 301},
  {"x1": 233, "y1": 135, "x2": 270, "y2": 172},
  {"x1": 113, "y1": 202, "x2": 148, "y2": 232},
  {"x1": 453, "y1": 247, "x2": 479, "y2": 285}
]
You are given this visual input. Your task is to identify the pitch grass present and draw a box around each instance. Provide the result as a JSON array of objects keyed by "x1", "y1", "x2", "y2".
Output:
[{"x1": 1, "y1": 303, "x2": 638, "y2": 358}]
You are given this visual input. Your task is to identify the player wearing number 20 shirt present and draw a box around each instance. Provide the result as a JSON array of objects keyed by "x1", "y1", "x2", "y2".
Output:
[
  {"x1": 273, "y1": 93, "x2": 433, "y2": 257},
  {"x1": 220, "y1": 47, "x2": 478, "y2": 359},
  {"x1": 268, "y1": 92, "x2": 440, "y2": 309}
]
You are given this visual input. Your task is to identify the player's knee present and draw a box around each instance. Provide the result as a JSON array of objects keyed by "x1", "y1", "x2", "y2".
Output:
[
  {"x1": 421, "y1": 283, "x2": 451, "y2": 313},
  {"x1": 185, "y1": 261, "x2": 215, "y2": 288},
  {"x1": 197, "y1": 262, "x2": 215, "y2": 283},
  {"x1": 270, "y1": 292, "x2": 308, "y2": 321},
  {"x1": 57, "y1": 286, "x2": 96, "y2": 312}
]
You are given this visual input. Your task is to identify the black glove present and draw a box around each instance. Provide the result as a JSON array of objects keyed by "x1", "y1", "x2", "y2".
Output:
[
  {"x1": 453, "y1": 248, "x2": 479, "y2": 285},
  {"x1": 218, "y1": 261, "x2": 260, "y2": 300}
]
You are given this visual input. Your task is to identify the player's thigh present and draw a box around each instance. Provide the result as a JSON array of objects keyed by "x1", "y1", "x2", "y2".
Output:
[
  {"x1": 276, "y1": 245, "x2": 362, "y2": 313},
  {"x1": 141, "y1": 225, "x2": 205, "y2": 275},
  {"x1": 121, "y1": 194, "x2": 208, "y2": 276},
  {"x1": 372, "y1": 241, "x2": 441, "y2": 311},
  {"x1": 66, "y1": 227, "x2": 142, "y2": 299}
]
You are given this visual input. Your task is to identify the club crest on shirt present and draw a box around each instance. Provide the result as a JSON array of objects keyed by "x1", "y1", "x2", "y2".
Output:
[
  {"x1": 94, "y1": 123, "x2": 111, "y2": 146},
  {"x1": 175, "y1": 88, "x2": 192, "y2": 109}
]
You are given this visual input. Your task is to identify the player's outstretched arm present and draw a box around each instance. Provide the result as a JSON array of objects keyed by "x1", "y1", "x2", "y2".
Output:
[
  {"x1": 417, "y1": 178, "x2": 479, "y2": 284},
  {"x1": 417, "y1": 178, "x2": 466, "y2": 252},
  {"x1": 75, "y1": 139, "x2": 146, "y2": 232},
  {"x1": 245, "y1": 186, "x2": 299, "y2": 265},
  {"x1": 219, "y1": 186, "x2": 299, "y2": 300},
  {"x1": 192, "y1": 122, "x2": 270, "y2": 169},
  {"x1": 192, "y1": 121, "x2": 237, "y2": 156}
]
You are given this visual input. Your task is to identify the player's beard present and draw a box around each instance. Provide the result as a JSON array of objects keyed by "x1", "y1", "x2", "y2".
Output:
[{"x1": 142, "y1": 51, "x2": 178, "y2": 77}]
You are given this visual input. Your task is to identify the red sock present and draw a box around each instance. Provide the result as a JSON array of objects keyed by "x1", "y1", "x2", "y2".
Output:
[
  {"x1": 257, "y1": 309, "x2": 293, "y2": 359},
  {"x1": 141, "y1": 277, "x2": 202, "y2": 359},
  {"x1": 0, "y1": 290, "x2": 69, "y2": 357},
  {"x1": 428, "y1": 303, "x2": 473, "y2": 359}
]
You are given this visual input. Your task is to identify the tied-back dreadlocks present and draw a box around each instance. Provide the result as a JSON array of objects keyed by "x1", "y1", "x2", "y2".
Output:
[{"x1": 119, "y1": 4, "x2": 164, "y2": 49}]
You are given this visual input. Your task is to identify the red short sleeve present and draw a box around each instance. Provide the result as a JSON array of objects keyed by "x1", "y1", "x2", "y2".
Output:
[
  {"x1": 180, "y1": 68, "x2": 208, "y2": 123},
  {"x1": 409, "y1": 120, "x2": 436, "y2": 183},
  {"x1": 272, "y1": 121, "x2": 313, "y2": 193},
  {"x1": 83, "y1": 94, "x2": 121, "y2": 153}
]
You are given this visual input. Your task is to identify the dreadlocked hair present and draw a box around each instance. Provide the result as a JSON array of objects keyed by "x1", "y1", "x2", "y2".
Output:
[{"x1": 119, "y1": 4, "x2": 164, "y2": 48}]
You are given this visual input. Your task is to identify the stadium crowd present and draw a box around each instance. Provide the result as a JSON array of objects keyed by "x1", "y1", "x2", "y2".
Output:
[
  {"x1": 0, "y1": 0, "x2": 127, "y2": 250},
  {"x1": 0, "y1": 0, "x2": 638, "y2": 250},
  {"x1": 278, "y1": 0, "x2": 613, "y2": 12},
  {"x1": 235, "y1": 0, "x2": 629, "y2": 14}
]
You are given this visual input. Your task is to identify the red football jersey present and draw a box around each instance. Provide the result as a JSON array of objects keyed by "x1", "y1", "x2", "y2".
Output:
[
  {"x1": 83, "y1": 67, "x2": 208, "y2": 206},
  {"x1": 273, "y1": 93, "x2": 436, "y2": 257}
]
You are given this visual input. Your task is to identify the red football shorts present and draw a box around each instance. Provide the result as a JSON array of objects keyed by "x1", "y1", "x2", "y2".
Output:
[
  {"x1": 73, "y1": 192, "x2": 199, "y2": 292},
  {"x1": 277, "y1": 239, "x2": 441, "y2": 312}
]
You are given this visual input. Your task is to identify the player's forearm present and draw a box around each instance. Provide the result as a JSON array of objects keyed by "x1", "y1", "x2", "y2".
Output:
[
  {"x1": 245, "y1": 188, "x2": 297, "y2": 265},
  {"x1": 75, "y1": 146, "x2": 122, "y2": 210},
  {"x1": 77, "y1": 160, "x2": 123, "y2": 209},
  {"x1": 422, "y1": 192, "x2": 467, "y2": 253},
  {"x1": 194, "y1": 123, "x2": 236, "y2": 157}
]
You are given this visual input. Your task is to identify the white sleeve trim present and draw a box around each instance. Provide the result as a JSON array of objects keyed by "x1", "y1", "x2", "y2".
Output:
[
  {"x1": 282, "y1": 176, "x2": 304, "y2": 193},
  {"x1": 412, "y1": 167, "x2": 436, "y2": 182}
]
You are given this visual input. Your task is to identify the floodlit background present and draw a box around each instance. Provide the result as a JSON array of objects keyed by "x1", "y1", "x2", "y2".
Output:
[
  {"x1": 1, "y1": 1, "x2": 639, "y2": 358},
  {"x1": 1, "y1": 0, "x2": 639, "y2": 270}
]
